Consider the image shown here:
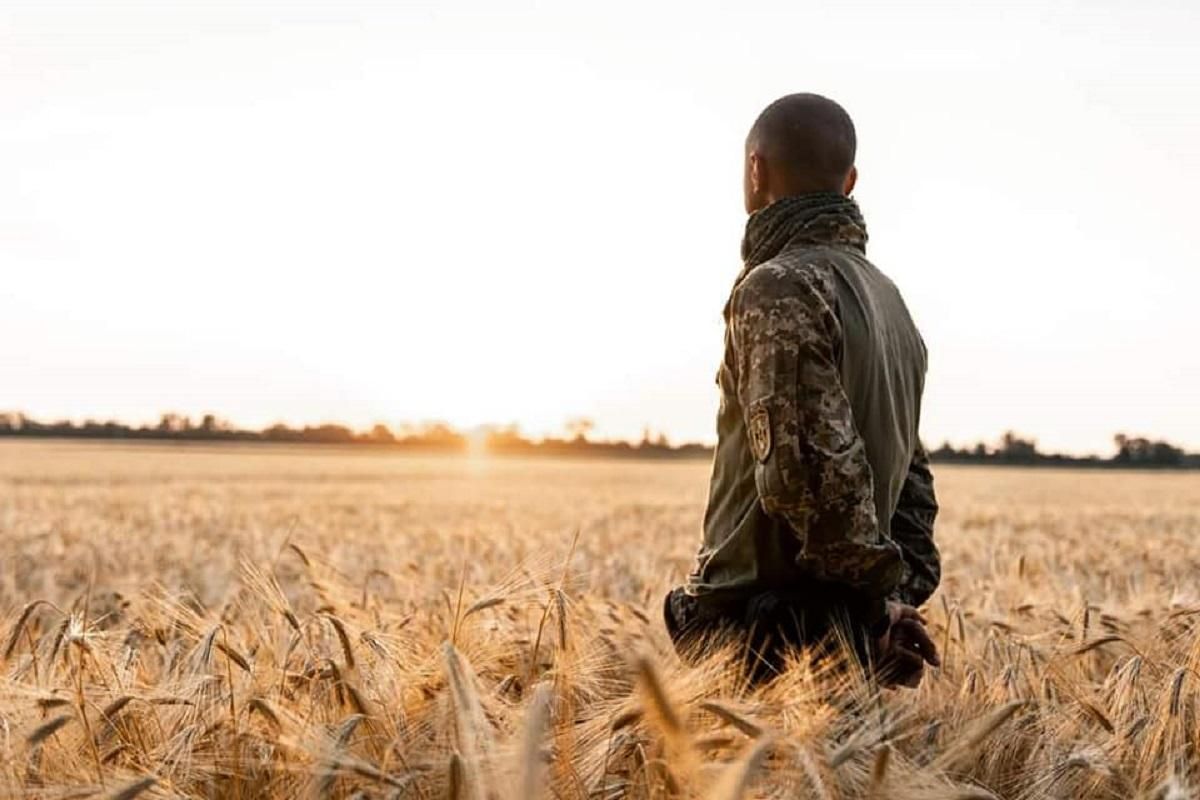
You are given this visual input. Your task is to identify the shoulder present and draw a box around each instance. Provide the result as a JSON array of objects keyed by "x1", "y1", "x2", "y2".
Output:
[{"x1": 731, "y1": 255, "x2": 838, "y2": 319}]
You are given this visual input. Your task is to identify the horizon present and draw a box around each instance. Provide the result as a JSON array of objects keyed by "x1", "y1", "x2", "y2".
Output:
[
  {"x1": 2, "y1": 407, "x2": 1191, "y2": 458},
  {"x1": 4, "y1": 1, "x2": 1198, "y2": 453}
]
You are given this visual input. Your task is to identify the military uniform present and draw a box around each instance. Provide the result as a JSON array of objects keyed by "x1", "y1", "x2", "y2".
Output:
[{"x1": 666, "y1": 192, "x2": 939, "y2": 678}]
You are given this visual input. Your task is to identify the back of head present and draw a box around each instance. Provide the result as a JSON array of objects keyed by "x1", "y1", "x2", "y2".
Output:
[{"x1": 746, "y1": 93, "x2": 857, "y2": 198}]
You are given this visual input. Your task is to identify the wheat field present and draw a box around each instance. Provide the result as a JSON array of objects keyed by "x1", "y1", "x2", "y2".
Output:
[{"x1": 2, "y1": 440, "x2": 1199, "y2": 799}]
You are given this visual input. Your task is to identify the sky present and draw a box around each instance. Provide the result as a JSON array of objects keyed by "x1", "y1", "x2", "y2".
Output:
[{"x1": 2, "y1": 1, "x2": 1198, "y2": 455}]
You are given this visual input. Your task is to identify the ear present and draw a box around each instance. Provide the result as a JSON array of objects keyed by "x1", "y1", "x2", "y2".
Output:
[
  {"x1": 744, "y1": 150, "x2": 763, "y2": 213},
  {"x1": 842, "y1": 165, "x2": 858, "y2": 196},
  {"x1": 744, "y1": 150, "x2": 771, "y2": 214},
  {"x1": 748, "y1": 151, "x2": 766, "y2": 195}
]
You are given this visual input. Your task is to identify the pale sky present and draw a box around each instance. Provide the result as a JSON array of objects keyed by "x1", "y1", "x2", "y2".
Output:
[{"x1": 2, "y1": 1, "x2": 1198, "y2": 454}]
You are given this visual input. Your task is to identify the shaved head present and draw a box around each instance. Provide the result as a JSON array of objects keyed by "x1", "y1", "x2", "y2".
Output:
[{"x1": 743, "y1": 93, "x2": 858, "y2": 211}]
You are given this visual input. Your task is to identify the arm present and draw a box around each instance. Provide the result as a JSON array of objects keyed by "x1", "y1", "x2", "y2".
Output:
[
  {"x1": 889, "y1": 442, "x2": 941, "y2": 608},
  {"x1": 730, "y1": 264, "x2": 905, "y2": 620}
]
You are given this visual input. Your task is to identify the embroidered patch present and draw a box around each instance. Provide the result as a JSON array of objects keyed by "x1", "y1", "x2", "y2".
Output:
[{"x1": 748, "y1": 406, "x2": 772, "y2": 463}]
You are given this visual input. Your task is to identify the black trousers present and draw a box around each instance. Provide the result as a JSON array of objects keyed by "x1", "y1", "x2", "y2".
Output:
[{"x1": 663, "y1": 586, "x2": 876, "y2": 685}]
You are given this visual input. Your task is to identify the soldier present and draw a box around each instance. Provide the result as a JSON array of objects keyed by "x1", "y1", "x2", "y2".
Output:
[{"x1": 665, "y1": 93, "x2": 941, "y2": 687}]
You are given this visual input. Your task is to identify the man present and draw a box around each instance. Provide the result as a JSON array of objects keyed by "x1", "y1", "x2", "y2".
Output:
[{"x1": 665, "y1": 93, "x2": 941, "y2": 686}]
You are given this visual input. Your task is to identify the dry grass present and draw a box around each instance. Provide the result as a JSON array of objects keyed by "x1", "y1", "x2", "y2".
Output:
[{"x1": 2, "y1": 439, "x2": 1200, "y2": 798}]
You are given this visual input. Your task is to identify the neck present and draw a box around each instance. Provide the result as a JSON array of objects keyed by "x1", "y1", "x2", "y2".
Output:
[{"x1": 763, "y1": 185, "x2": 846, "y2": 208}]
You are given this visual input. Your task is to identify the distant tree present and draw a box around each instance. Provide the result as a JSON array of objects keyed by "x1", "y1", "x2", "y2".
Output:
[
  {"x1": 997, "y1": 431, "x2": 1038, "y2": 463},
  {"x1": 565, "y1": 417, "x2": 595, "y2": 442},
  {"x1": 302, "y1": 424, "x2": 354, "y2": 444},
  {"x1": 406, "y1": 422, "x2": 466, "y2": 451},
  {"x1": 158, "y1": 413, "x2": 192, "y2": 433},
  {"x1": 483, "y1": 424, "x2": 528, "y2": 452},
  {"x1": 263, "y1": 423, "x2": 297, "y2": 442},
  {"x1": 1114, "y1": 433, "x2": 1183, "y2": 467},
  {"x1": 1152, "y1": 441, "x2": 1184, "y2": 466},
  {"x1": 368, "y1": 423, "x2": 395, "y2": 443}
]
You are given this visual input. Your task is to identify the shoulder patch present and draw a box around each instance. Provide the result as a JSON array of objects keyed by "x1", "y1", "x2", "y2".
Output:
[{"x1": 748, "y1": 406, "x2": 772, "y2": 463}]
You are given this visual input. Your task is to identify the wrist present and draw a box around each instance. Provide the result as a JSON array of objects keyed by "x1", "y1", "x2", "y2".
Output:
[
  {"x1": 868, "y1": 610, "x2": 891, "y2": 639},
  {"x1": 858, "y1": 595, "x2": 889, "y2": 637}
]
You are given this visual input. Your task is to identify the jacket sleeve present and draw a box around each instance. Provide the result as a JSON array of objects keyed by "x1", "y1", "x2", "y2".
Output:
[
  {"x1": 729, "y1": 264, "x2": 905, "y2": 618},
  {"x1": 889, "y1": 441, "x2": 941, "y2": 607}
]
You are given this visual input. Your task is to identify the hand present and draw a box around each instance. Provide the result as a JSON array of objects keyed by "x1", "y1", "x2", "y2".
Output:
[{"x1": 876, "y1": 601, "x2": 940, "y2": 688}]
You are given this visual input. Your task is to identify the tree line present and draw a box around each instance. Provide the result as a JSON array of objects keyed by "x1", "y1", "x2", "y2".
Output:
[
  {"x1": 931, "y1": 431, "x2": 1200, "y2": 469},
  {"x1": 0, "y1": 411, "x2": 1195, "y2": 468},
  {"x1": 0, "y1": 412, "x2": 710, "y2": 460}
]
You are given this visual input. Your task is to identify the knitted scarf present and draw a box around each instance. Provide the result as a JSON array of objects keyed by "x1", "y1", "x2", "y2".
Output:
[{"x1": 740, "y1": 192, "x2": 869, "y2": 270}]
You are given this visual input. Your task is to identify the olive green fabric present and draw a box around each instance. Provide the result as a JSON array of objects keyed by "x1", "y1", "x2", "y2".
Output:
[{"x1": 685, "y1": 193, "x2": 939, "y2": 622}]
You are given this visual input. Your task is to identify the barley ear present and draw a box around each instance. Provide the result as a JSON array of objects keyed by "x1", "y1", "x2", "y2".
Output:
[
  {"x1": 704, "y1": 736, "x2": 773, "y2": 800},
  {"x1": 517, "y1": 683, "x2": 554, "y2": 800}
]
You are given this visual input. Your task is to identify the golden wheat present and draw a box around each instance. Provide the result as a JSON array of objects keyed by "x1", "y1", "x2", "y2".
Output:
[{"x1": 2, "y1": 439, "x2": 1200, "y2": 798}]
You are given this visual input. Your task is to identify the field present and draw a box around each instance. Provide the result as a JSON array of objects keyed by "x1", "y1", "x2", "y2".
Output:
[{"x1": 2, "y1": 440, "x2": 1200, "y2": 799}]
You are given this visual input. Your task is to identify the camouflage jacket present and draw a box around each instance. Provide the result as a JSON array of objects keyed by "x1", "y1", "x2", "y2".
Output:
[{"x1": 686, "y1": 193, "x2": 940, "y2": 623}]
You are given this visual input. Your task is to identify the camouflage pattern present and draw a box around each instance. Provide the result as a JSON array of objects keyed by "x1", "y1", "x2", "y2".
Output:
[
  {"x1": 684, "y1": 193, "x2": 939, "y2": 626},
  {"x1": 890, "y1": 442, "x2": 941, "y2": 607}
]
